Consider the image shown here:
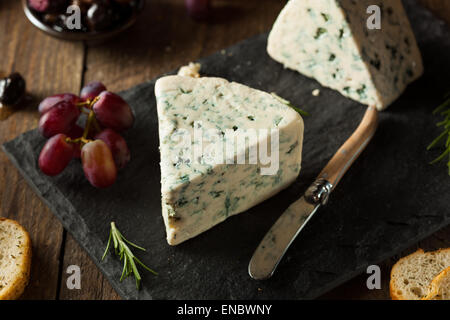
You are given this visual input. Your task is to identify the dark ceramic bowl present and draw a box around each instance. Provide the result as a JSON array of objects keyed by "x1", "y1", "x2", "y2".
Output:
[{"x1": 22, "y1": 0, "x2": 144, "y2": 44}]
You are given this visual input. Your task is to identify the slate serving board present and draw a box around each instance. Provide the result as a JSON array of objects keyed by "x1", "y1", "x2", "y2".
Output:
[{"x1": 3, "y1": 1, "x2": 450, "y2": 300}]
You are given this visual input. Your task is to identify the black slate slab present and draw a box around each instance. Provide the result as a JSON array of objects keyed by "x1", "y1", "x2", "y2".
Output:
[{"x1": 2, "y1": 1, "x2": 450, "y2": 299}]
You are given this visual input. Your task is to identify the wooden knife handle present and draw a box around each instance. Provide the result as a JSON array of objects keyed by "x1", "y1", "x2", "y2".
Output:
[{"x1": 318, "y1": 106, "x2": 378, "y2": 190}]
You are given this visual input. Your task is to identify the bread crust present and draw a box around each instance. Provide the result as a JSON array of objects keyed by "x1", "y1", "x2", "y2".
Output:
[
  {"x1": 390, "y1": 248, "x2": 450, "y2": 300},
  {"x1": 422, "y1": 266, "x2": 450, "y2": 300},
  {"x1": 0, "y1": 218, "x2": 32, "y2": 300}
]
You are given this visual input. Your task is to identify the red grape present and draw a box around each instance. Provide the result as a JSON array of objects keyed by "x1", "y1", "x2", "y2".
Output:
[
  {"x1": 67, "y1": 125, "x2": 84, "y2": 158},
  {"x1": 80, "y1": 81, "x2": 107, "y2": 101},
  {"x1": 39, "y1": 134, "x2": 75, "y2": 176},
  {"x1": 38, "y1": 93, "x2": 79, "y2": 114},
  {"x1": 95, "y1": 129, "x2": 130, "y2": 169},
  {"x1": 39, "y1": 101, "x2": 81, "y2": 138},
  {"x1": 81, "y1": 140, "x2": 117, "y2": 188},
  {"x1": 92, "y1": 91, "x2": 134, "y2": 132},
  {"x1": 185, "y1": 0, "x2": 210, "y2": 20}
]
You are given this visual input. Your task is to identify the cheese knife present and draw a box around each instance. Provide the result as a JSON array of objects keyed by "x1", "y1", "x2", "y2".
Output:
[{"x1": 248, "y1": 106, "x2": 379, "y2": 280}]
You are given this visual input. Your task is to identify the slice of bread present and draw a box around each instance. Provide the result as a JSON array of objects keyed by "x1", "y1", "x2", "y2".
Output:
[
  {"x1": 422, "y1": 266, "x2": 450, "y2": 300},
  {"x1": 0, "y1": 218, "x2": 32, "y2": 300},
  {"x1": 390, "y1": 248, "x2": 450, "y2": 300}
]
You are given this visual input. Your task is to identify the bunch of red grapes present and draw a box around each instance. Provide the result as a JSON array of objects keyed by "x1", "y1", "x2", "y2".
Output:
[{"x1": 38, "y1": 81, "x2": 134, "y2": 188}]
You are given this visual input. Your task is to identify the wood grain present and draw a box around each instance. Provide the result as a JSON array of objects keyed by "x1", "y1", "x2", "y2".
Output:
[
  {"x1": 83, "y1": 0, "x2": 285, "y2": 92},
  {"x1": 58, "y1": 234, "x2": 120, "y2": 300},
  {"x1": 0, "y1": 0, "x2": 448, "y2": 300},
  {"x1": 0, "y1": 0, "x2": 84, "y2": 299}
]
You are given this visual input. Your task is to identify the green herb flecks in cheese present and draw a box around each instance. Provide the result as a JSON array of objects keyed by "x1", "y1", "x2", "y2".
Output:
[
  {"x1": 267, "y1": 0, "x2": 423, "y2": 110},
  {"x1": 155, "y1": 76, "x2": 304, "y2": 245}
]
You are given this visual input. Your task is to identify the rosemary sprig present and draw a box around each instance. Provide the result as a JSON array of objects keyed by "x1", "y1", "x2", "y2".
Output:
[
  {"x1": 270, "y1": 92, "x2": 310, "y2": 117},
  {"x1": 427, "y1": 94, "x2": 450, "y2": 175},
  {"x1": 102, "y1": 222, "x2": 157, "y2": 289}
]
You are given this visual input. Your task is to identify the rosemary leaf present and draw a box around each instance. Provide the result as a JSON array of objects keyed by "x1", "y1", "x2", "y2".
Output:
[
  {"x1": 433, "y1": 99, "x2": 450, "y2": 115},
  {"x1": 428, "y1": 94, "x2": 450, "y2": 175},
  {"x1": 120, "y1": 255, "x2": 127, "y2": 281},
  {"x1": 102, "y1": 222, "x2": 157, "y2": 289},
  {"x1": 430, "y1": 148, "x2": 450, "y2": 165},
  {"x1": 134, "y1": 256, "x2": 159, "y2": 275},
  {"x1": 101, "y1": 230, "x2": 112, "y2": 261},
  {"x1": 427, "y1": 129, "x2": 448, "y2": 150},
  {"x1": 122, "y1": 237, "x2": 147, "y2": 252}
]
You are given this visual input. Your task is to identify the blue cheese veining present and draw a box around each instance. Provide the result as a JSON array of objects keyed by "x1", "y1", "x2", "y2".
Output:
[
  {"x1": 155, "y1": 76, "x2": 304, "y2": 245},
  {"x1": 267, "y1": 0, "x2": 423, "y2": 110}
]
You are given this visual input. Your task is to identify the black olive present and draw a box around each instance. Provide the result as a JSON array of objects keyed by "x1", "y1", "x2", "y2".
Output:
[
  {"x1": 43, "y1": 13, "x2": 59, "y2": 24},
  {"x1": 86, "y1": 1, "x2": 116, "y2": 31},
  {"x1": 0, "y1": 73, "x2": 26, "y2": 106}
]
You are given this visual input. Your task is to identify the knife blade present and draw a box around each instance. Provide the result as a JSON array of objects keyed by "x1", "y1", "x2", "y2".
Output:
[
  {"x1": 248, "y1": 195, "x2": 320, "y2": 280},
  {"x1": 249, "y1": 106, "x2": 378, "y2": 280}
]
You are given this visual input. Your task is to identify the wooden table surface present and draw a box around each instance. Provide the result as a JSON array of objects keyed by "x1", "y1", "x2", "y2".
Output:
[{"x1": 0, "y1": 0, "x2": 449, "y2": 300}]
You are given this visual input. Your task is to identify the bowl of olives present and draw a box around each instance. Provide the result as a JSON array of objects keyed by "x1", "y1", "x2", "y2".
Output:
[{"x1": 22, "y1": 0, "x2": 144, "y2": 43}]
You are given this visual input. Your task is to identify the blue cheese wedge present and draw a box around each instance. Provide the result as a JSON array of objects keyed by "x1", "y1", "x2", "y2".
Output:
[
  {"x1": 155, "y1": 75, "x2": 304, "y2": 245},
  {"x1": 267, "y1": 0, "x2": 423, "y2": 110}
]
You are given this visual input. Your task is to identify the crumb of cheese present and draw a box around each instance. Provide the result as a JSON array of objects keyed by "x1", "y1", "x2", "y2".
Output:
[
  {"x1": 312, "y1": 89, "x2": 320, "y2": 96},
  {"x1": 177, "y1": 62, "x2": 201, "y2": 78}
]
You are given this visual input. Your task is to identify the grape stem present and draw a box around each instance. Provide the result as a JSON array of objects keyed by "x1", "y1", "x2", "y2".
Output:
[
  {"x1": 76, "y1": 101, "x2": 91, "y2": 107},
  {"x1": 76, "y1": 96, "x2": 99, "y2": 110},
  {"x1": 66, "y1": 137, "x2": 92, "y2": 145},
  {"x1": 68, "y1": 96, "x2": 102, "y2": 146},
  {"x1": 83, "y1": 110, "x2": 96, "y2": 139}
]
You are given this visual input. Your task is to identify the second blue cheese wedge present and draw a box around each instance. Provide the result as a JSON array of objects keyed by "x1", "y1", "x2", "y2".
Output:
[
  {"x1": 155, "y1": 76, "x2": 304, "y2": 245},
  {"x1": 267, "y1": 0, "x2": 424, "y2": 110}
]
